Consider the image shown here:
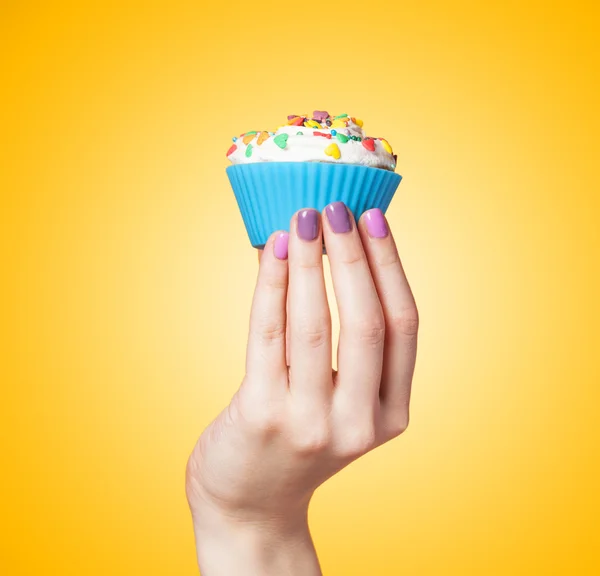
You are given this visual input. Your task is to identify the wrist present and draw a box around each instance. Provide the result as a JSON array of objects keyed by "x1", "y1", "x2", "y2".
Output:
[{"x1": 192, "y1": 501, "x2": 321, "y2": 576}]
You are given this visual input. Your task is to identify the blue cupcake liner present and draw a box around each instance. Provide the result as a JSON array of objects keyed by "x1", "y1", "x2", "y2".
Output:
[{"x1": 227, "y1": 162, "x2": 402, "y2": 248}]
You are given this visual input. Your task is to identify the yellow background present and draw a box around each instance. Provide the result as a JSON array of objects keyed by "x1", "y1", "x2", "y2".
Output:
[{"x1": 1, "y1": 1, "x2": 599, "y2": 574}]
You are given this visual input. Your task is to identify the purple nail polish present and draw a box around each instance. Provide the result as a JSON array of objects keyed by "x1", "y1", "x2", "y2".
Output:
[
  {"x1": 297, "y1": 209, "x2": 319, "y2": 241},
  {"x1": 364, "y1": 208, "x2": 389, "y2": 238},
  {"x1": 325, "y1": 202, "x2": 352, "y2": 234},
  {"x1": 274, "y1": 232, "x2": 289, "y2": 260}
]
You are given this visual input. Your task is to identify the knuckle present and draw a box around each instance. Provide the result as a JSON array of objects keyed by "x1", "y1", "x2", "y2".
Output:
[
  {"x1": 252, "y1": 320, "x2": 286, "y2": 345},
  {"x1": 339, "y1": 252, "x2": 364, "y2": 266},
  {"x1": 390, "y1": 307, "x2": 419, "y2": 336},
  {"x1": 339, "y1": 423, "x2": 377, "y2": 458},
  {"x1": 295, "y1": 319, "x2": 330, "y2": 348},
  {"x1": 385, "y1": 409, "x2": 410, "y2": 439},
  {"x1": 262, "y1": 272, "x2": 288, "y2": 291},
  {"x1": 358, "y1": 325, "x2": 386, "y2": 347},
  {"x1": 249, "y1": 404, "x2": 283, "y2": 437},
  {"x1": 292, "y1": 424, "x2": 331, "y2": 455},
  {"x1": 351, "y1": 314, "x2": 386, "y2": 347},
  {"x1": 297, "y1": 259, "x2": 323, "y2": 270},
  {"x1": 377, "y1": 251, "x2": 401, "y2": 268},
  {"x1": 236, "y1": 389, "x2": 284, "y2": 437}
]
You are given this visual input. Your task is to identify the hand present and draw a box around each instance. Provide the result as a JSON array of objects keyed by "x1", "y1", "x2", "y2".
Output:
[{"x1": 186, "y1": 203, "x2": 418, "y2": 575}]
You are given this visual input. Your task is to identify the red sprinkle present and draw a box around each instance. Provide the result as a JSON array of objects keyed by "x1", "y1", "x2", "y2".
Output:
[
  {"x1": 362, "y1": 138, "x2": 375, "y2": 152},
  {"x1": 226, "y1": 144, "x2": 237, "y2": 156},
  {"x1": 314, "y1": 131, "x2": 332, "y2": 139},
  {"x1": 291, "y1": 117, "x2": 304, "y2": 126}
]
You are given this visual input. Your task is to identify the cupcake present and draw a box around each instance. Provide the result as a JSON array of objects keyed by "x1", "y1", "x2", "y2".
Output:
[{"x1": 226, "y1": 111, "x2": 402, "y2": 248}]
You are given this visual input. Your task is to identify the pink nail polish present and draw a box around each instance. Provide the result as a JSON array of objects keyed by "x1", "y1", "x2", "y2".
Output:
[
  {"x1": 274, "y1": 232, "x2": 289, "y2": 260},
  {"x1": 364, "y1": 209, "x2": 389, "y2": 238}
]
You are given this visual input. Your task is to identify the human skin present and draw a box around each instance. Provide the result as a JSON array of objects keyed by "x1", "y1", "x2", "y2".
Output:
[{"x1": 186, "y1": 202, "x2": 419, "y2": 575}]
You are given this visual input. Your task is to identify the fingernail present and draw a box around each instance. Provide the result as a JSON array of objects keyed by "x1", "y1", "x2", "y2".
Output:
[
  {"x1": 364, "y1": 208, "x2": 389, "y2": 238},
  {"x1": 325, "y1": 201, "x2": 352, "y2": 234},
  {"x1": 273, "y1": 232, "x2": 289, "y2": 260},
  {"x1": 297, "y1": 209, "x2": 319, "y2": 241}
]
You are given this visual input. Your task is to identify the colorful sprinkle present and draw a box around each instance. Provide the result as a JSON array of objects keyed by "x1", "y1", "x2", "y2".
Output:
[
  {"x1": 226, "y1": 113, "x2": 396, "y2": 171},
  {"x1": 330, "y1": 119, "x2": 347, "y2": 128},
  {"x1": 312, "y1": 110, "x2": 330, "y2": 122},
  {"x1": 362, "y1": 138, "x2": 375, "y2": 152},
  {"x1": 380, "y1": 138, "x2": 393, "y2": 154},
  {"x1": 274, "y1": 133, "x2": 289, "y2": 149},
  {"x1": 304, "y1": 120, "x2": 322, "y2": 129},
  {"x1": 324, "y1": 142, "x2": 341, "y2": 160}
]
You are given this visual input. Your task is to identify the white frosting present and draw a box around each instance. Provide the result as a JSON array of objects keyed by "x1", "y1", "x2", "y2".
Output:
[{"x1": 227, "y1": 116, "x2": 396, "y2": 172}]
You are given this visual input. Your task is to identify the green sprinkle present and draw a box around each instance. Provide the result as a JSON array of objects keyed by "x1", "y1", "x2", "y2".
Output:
[
  {"x1": 334, "y1": 114, "x2": 348, "y2": 119},
  {"x1": 245, "y1": 143, "x2": 253, "y2": 157},
  {"x1": 336, "y1": 133, "x2": 349, "y2": 143},
  {"x1": 245, "y1": 131, "x2": 258, "y2": 136},
  {"x1": 296, "y1": 131, "x2": 304, "y2": 135},
  {"x1": 274, "y1": 133, "x2": 289, "y2": 149}
]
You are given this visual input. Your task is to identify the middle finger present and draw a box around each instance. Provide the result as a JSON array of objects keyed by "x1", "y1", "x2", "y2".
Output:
[{"x1": 323, "y1": 202, "x2": 385, "y2": 408}]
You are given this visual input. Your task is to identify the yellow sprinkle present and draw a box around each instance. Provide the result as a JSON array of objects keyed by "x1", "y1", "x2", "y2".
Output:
[
  {"x1": 257, "y1": 131, "x2": 269, "y2": 145},
  {"x1": 330, "y1": 119, "x2": 347, "y2": 128},
  {"x1": 353, "y1": 117, "x2": 364, "y2": 127},
  {"x1": 243, "y1": 133, "x2": 256, "y2": 145},
  {"x1": 380, "y1": 138, "x2": 393, "y2": 154},
  {"x1": 324, "y1": 142, "x2": 341, "y2": 160},
  {"x1": 304, "y1": 120, "x2": 322, "y2": 129}
]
